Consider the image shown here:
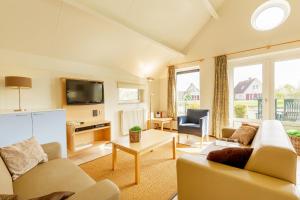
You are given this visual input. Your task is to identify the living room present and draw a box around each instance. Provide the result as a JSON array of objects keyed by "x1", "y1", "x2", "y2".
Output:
[{"x1": 1, "y1": 0, "x2": 300, "y2": 200}]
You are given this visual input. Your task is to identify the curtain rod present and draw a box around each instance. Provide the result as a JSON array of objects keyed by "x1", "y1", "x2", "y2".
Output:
[
  {"x1": 222, "y1": 39, "x2": 300, "y2": 57},
  {"x1": 169, "y1": 39, "x2": 300, "y2": 67}
]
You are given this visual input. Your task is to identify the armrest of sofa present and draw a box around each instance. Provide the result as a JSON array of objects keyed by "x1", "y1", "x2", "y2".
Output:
[
  {"x1": 67, "y1": 179, "x2": 120, "y2": 200},
  {"x1": 41, "y1": 142, "x2": 62, "y2": 160},
  {"x1": 177, "y1": 116, "x2": 187, "y2": 125},
  {"x1": 222, "y1": 128, "x2": 236, "y2": 138},
  {"x1": 177, "y1": 155, "x2": 300, "y2": 200}
]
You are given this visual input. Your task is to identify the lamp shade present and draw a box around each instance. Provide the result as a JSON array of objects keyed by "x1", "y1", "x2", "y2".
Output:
[{"x1": 5, "y1": 76, "x2": 32, "y2": 89}]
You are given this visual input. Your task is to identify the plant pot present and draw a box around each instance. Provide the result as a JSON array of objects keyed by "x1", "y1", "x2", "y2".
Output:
[{"x1": 129, "y1": 130, "x2": 141, "y2": 143}]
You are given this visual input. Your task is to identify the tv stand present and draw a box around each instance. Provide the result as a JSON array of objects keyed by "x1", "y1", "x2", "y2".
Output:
[{"x1": 67, "y1": 120, "x2": 111, "y2": 153}]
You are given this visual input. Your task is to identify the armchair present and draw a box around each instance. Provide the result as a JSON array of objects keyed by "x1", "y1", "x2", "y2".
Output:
[{"x1": 177, "y1": 109, "x2": 209, "y2": 142}]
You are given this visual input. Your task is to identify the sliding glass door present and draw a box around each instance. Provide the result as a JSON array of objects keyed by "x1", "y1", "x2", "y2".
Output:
[
  {"x1": 274, "y1": 59, "x2": 300, "y2": 124},
  {"x1": 229, "y1": 50, "x2": 300, "y2": 129}
]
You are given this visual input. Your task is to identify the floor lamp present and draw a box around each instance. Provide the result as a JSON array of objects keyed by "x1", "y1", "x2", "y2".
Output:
[
  {"x1": 5, "y1": 76, "x2": 32, "y2": 111},
  {"x1": 147, "y1": 77, "x2": 154, "y2": 129}
]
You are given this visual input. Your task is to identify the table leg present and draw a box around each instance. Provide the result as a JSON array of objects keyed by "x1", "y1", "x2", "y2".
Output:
[
  {"x1": 112, "y1": 144, "x2": 117, "y2": 170},
  {"x1": 172, "y1": 137, "x2": 176, "y2": 159},
  {"x1": 169, "y1": 121, "x2": 172, "y2": 131},
  {"x1": 161, "y1": 122, "x2": 164, "y2": 131},
  {"x1": 135, "y1": 153, "x2": 141, "y2": 184}
]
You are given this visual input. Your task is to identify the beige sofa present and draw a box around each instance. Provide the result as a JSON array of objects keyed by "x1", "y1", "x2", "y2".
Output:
[
  {"x1": 177, "y1": 120, "x2": 300, "y2": 200},
  {"x1": 0, "y1": 142, "x2": 120, "y2": 200}
]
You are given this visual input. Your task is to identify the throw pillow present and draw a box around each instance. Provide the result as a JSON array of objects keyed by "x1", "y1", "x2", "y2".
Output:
[
  {"x1": 242, "y1": 122, "x2": 259, "y2": 130},
  {"x1": 29, "y1": 191, "x2": 75, "y2": 200},
  {"x1": 0, "y1": 137, "x2": 48, "y2": 180},
  {"x1": 230, "y1": 125, "x2": 258, "y2": 145},
  {"x1": 207, "y1": 147, "x2": 253, "y2": 168},
  {"x1": 0, "y1": 194, "x2": 17, "y2": 200}
]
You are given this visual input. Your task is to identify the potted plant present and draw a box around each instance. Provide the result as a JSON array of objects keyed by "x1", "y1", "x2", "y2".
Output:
[{"x1": 129, "y1": 126, "x2": 142, "y2": 143}]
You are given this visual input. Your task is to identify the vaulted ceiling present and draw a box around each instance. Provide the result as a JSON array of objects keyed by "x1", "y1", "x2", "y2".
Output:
[{"x1": 0, "y1": 0, "x2": 224, "y2": 77}]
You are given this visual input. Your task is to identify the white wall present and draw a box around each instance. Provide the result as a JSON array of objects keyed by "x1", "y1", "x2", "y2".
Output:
[
  {"x1": 158, "y1": 0, "x2": 300, "y2": 132},
  {"x1": 0, "y1": 49, "x2": 148, "y2": 139}
]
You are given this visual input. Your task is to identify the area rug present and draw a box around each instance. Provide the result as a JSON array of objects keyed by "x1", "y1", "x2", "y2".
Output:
[{"x1": 80, "y1": 143, "x2": 183, "y2": 200}]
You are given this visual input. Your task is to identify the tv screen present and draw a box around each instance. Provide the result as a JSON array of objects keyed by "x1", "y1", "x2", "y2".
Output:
[{"x1": 66, "y1": 79, "x2": 104, "y2": 105}]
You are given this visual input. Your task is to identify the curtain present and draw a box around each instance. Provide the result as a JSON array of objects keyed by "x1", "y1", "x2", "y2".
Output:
[
  {"x1": 212, "y1": 55, "x2": 229, "y2": 138},
  {"x1": 167, "y1": 65, "x2": 176, "y2": 119}
]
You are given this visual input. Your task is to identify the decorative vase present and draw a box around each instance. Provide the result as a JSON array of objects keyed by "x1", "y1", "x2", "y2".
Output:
[{"x1": 129, "y1": 130, "x2": 141, "y2": 143}]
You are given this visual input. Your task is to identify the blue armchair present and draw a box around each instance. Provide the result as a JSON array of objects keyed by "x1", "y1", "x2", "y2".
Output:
[{"x1": 177, "y1": 109, "x2": 209, "y2": 142}]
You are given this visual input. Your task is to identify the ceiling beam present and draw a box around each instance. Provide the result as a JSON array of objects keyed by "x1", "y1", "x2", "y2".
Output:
[
  {"x1": 62, "y1": 0, "x2": 185, "y2": 57},
  {"x1": 203, "y1": 0, "x2": 219, "y2": 19}
]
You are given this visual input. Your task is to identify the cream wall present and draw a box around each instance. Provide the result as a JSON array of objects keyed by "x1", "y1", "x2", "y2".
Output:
[
  {"x1": 158, "y1": 0, "x2": 300, "y2": 132},
  {"x1": 0, "y1": 49, "x2": 148, "y2": 139}
]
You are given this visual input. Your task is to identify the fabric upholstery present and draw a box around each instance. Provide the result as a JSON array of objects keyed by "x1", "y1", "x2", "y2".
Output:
[
  {"x1": 167, "y1": 65, "x2": 176, "y2": 119},
  {"x1": 212, "y1": 55, "x2": 229, "y2": 138},
  {"x1": 230, "y1": 124, "x2": 258, "y2": 145},
  {"x1": 0, "y1": 137, "x2": 48, "y2": 180},
  {"x1": 177, "y1": 120, "x2": 299, "y2": 200},
  {"x1": 0, "y1": 157, "x2": 13, "y2": 194},
  {"x1": 177, "y1": 109, "x2": 209, "y2": 137},
  {"x1": 207, "y1": 147, "x2": 253, "y2": 169},
  {"x1": 13, "y1": 159, "x2": 95, "y2": 200}
]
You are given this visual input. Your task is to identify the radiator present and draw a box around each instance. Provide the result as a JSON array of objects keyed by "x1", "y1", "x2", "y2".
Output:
[{"x1": 120, "y1": 109, "x2": 145, "y2": 135}]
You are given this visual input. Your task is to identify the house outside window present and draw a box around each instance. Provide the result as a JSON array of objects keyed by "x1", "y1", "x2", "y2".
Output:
[{"x1": 176, "y1": 68, "x2": 200, "y2": 116}]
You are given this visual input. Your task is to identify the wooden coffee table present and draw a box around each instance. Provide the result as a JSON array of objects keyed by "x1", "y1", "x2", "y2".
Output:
[{"x1": 111, "y1": 129, "x2": 176, "y2": 184}]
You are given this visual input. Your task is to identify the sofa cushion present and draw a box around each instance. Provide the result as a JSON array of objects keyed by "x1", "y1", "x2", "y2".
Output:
[
  {"x1": 13, "y1": 159, "x2": 95, "y2": 200},
  {"x1": 0, "y1": 157, "x2": 13, "y2": 194},
  {"x1": 207, "y1": 147, "x2": 253, "y2": 168},
  {"x1": 230, "y1": 125, "x2": 257, "y2": 145},
  {"x1": 0, "y1": 137, "x2": 48, "y2": 180}
]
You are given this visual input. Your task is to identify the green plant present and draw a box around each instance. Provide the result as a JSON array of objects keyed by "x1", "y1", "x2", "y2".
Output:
[
  {"x1": 234, "y1": 104, "x2": 247, "y2": 118},
  {"x1": 129, "y1": 126, "x2": 142, "y2": 132}
]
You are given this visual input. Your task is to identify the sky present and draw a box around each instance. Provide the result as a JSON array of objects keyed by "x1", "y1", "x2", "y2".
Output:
[
  {"x1": 176, "y1": 71, "x2": 200, "y2": 91},
  {"x1": 234, "y1": 59, "x2": 300, "y2": 89}
]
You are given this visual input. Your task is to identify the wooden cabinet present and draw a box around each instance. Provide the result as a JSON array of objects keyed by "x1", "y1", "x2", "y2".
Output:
[
  {"x1": 0, "y1": 112, "x2": 32, "y2": 147},
  {"x1": 0, "y1": 110, "x2": 67, "y2": 158},
  {"x1": 32, "y1": 110, "x2": 67, "y2": 157}
]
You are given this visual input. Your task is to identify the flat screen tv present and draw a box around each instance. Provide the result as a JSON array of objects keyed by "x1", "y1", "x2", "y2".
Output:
[{"x1": 66, "y1": 79, "x2": 104, "y2": 105}]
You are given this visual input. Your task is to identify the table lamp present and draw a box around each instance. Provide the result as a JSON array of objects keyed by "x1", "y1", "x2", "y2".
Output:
[{"x1": 5, "y1": 76, "x2": 32, "y2": 111}]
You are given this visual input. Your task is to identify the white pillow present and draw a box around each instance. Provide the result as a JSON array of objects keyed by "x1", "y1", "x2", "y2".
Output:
[{"x1": 0, "y1": 137, "x2": 48, "y2": 180}]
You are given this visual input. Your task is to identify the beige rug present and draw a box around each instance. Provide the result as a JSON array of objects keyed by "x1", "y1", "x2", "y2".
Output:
[
  {"x1": 80, "y1": 143, "x2": 183, "y2": 200},
  {"x1": 80, "y1": 135, "x2": 214, "y2": 200}
]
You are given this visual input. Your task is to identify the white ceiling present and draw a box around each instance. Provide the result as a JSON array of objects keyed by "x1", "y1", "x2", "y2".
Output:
[{"x1": 0, "y1": 0, "x2": 224, "y2": 77}]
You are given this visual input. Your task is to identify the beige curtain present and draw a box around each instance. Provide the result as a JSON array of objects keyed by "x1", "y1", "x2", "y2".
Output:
[
  {"x1": 212, "y1": 55, "x2": 229, "y2": 138},
  {"x1": 167, "y1": 65, "x2": 176, "y2": 119}
]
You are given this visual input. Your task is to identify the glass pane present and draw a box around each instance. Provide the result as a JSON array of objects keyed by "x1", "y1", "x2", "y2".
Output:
[
  {"x1": 176, "y1": 69, "x2": 200, "y2": 116},
  {"x1": 119, "y1": 88, "x2": 139, "y2": 102},
  {"x1": 275, "y1": 59, "x2": 300, "y2": 122},
  {"x1": 233, "y1": 64, "x2": 263, "y2": 120}
]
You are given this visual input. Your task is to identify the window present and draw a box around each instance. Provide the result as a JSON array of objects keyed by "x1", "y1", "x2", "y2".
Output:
[
  {"x1": 233, "y1": 64, "x2": 263, "y2": 120},
  {"x1": 274, "y1": 59, "x2": 300, "y2": 122},
  {"x1": 118, "y1": 88, "x2": 140, "y2": 103},
  {"x1": 176, "y1": 68, "x2": 200, "y2": 116}
]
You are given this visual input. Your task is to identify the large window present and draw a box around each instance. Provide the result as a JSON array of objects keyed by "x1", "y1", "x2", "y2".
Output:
[
  {"x1": 229, "y1": 50, "x2": 300, "y2": 130},
  {"x1": 233, "y1": 64, "x2": 263, "y2": 120},
  {"x1": 176, "y1": 68, "x2": 200, "y2": 116},
  {"x1": 274, "y1": 59, "x2": 300, "y2": 122}
]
